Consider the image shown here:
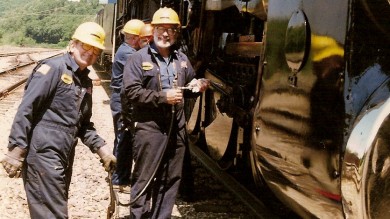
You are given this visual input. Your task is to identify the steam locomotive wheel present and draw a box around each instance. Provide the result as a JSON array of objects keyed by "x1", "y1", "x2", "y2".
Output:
[
  {"x1": 342, "y1": 133, "x2": 390, "y2": 218},
  {"x1": 187, "y1": 91, "x2": 236, "y2": 168},
  {"x1": 203, "y1": 91, "x2": 236, "y2": 162},
  {"x1": 342, "y1": 114, "x2": 390, "y2": 218},
  {"x1": 364, "y1": 136, "x2": 390, "y2": 218}
]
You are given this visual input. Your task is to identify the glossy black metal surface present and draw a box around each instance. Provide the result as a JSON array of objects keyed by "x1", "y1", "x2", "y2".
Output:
[{"x1": 253, "y1": 0, "x2": 390, "y2": 218}]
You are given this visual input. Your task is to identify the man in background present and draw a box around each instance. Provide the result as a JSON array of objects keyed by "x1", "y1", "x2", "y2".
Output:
[
  {"x1": 138, "y1": 23, "x2": 154, "y2": 48},
  {"x1": 110, "y1": 19, "x2": 145, "y2": 193}
]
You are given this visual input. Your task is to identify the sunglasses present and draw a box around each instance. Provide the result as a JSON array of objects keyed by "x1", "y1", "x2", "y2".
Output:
[
  {"x1": 155, "y1": 26, "x2": 178, "y2": 35},
  {"x1": 81, "y1": 43, "x2": 101, "y2": 55}
]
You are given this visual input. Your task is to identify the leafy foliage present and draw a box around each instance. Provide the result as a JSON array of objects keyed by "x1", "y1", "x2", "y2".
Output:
[{"x1": 0, "y1": 0, "x2": 103, "y2": 48}]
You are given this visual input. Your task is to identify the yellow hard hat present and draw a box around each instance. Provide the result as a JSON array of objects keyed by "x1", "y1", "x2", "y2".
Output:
[
  {"x1": 72, "y1": 22, "x2": 106, "y2": 50},
  {"x1": 151, "y1": 7, "x2": 180, "y2": 26},
  {"x1": 311, "y1": 35, "x2": 344, "y2": 62},
  {"x1": 139, "y1": 24, "x2": 154, "y2": 37},
  {"x1": 122, "y1": 19, "x2": 145, "y2": 35}
]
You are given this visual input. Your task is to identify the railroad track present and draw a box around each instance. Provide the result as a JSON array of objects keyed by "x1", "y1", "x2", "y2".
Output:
[
  {"x1": 0, "y1": 53, "x2": 36, "y2": 74},
  {"x1": 0, "y1": 49, "x2": 60, "y2": 57},
  {"x1": 0, "y1": 84, "x2": 25, "y2": 116},
  {"x1": 0, "y1": 49, "x2": 63, "y2": 115},
  {"x1": 188, "y1": 142, "x2": 277, "y2": 218},
  {"x1": 0, "y1": 50, "x2": 63, "y2": 96},
  {"x1": 0, "y1": 49, "x2": 62, "y2": 74}
]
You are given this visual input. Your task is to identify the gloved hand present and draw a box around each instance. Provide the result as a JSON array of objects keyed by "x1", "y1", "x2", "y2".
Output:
[
  {"x1": 1, "y1": 146, "x2": 27, "y2": 178},
  {"x1": 97, "y1": 145, "x2": 117, "y2": 172}
]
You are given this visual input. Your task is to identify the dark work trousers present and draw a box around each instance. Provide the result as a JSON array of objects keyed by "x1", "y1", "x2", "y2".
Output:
[
  {"x1": 22, "y1": 126, "x2": 77, "y2": 219},
  {"x1": 110, "y1": 90, "x2": 132, "y2": 185},
  {"x1": 179, "y1": 142, "x2": 194, "y2": 199},
  {"x1": 130, "y1": 123, "x2": 186, "y2": 219}
]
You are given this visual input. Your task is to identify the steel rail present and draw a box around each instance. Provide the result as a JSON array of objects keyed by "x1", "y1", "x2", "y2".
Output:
[
  {"x1": 0, "y1": 49, "x2": 61, "y2": 57},
  {"x1": 0, "y1": 52, "x2": 63, "y2": 98},
  {"x1": 0, "y1": 77, "x2": 27, "y2": 99},
  {"x1": 189, "y1": 143, "x2": 279, "y2": 219},
  {"x1": 0, "y1": 61, "x2": 36, "y2": 75}
]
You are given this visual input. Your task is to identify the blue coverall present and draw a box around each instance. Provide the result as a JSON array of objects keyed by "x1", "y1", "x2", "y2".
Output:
[
  {"x1": 110, "y1": 42, "x2": 137, "y2": 185},
  {"x1": 7, "y1": 53, "x2": 106, "y2": 218},
  {"x1": 123, "y1": 43, "x2": 199, "y2": 219}
]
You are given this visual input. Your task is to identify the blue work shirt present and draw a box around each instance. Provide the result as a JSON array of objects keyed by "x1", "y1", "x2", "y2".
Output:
[
  {"x1": 111, "y1": 42, "x2": 137, "y2": 91},
  {"x1": 150, "y1": 45, "x2": 177, "y2": 91}
]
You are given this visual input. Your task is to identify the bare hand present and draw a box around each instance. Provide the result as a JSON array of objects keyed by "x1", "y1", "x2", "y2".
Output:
[
  {"x1": 166, "y1": 89, "x2": 183, "y2": 105},
  {"x1": 187, "y1": 78, "x2": 210, "y2": 93}
]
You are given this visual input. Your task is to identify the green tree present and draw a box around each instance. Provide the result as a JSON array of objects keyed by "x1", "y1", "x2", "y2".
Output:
[{"x1": 0, "y1": 0, "x2": 103, "y2": 47}]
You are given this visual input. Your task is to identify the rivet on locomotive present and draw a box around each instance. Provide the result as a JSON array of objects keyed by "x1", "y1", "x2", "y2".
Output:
[{"x1": 96, "y1": 0, "x2": 390, "y2": 218}]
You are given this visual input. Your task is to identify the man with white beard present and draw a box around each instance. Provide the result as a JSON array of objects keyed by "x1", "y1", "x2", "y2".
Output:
[{"x1": 122, "y1": 7, "x2": 209, "y2": 219}]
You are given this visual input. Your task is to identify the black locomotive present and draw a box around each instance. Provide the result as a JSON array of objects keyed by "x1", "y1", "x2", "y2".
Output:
[{"x1": 96, "y1": 0, "x2": 390, "y2": 218}]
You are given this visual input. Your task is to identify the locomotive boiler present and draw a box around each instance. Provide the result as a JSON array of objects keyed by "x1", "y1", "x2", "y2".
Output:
[{"x1": 97, "y1": 0, "x2": 390, "y2": 218}]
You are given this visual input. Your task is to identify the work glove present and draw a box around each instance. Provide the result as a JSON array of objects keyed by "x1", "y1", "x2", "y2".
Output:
[
  {"x1": 97, "y1": 145, "x2": 117, "y2": 172},
  {"x1": 1, "y1": 146, "x2": 27, "y2": 178}
]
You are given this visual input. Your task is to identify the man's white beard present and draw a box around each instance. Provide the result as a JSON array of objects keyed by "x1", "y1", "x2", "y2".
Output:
[{"x1": 154, "y1": 35, "x2": 173, "y2": 48}]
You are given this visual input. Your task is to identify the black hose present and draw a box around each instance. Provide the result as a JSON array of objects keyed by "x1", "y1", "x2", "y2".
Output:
[{"x1": 128, "y1": 104, "x2": 176, "y2": 206}]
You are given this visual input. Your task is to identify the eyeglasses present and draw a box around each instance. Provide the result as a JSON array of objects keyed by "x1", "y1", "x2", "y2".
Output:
[
  {"x1": 155, "y1": 26, "x2": 178, "y2": 35},
  {"x1": 81, "y1": 43, "x2": 101, "y2": 55}
]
